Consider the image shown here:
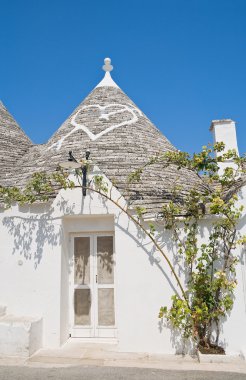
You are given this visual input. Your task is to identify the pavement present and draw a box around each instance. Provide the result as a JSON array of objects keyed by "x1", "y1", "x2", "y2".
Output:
[
  {"x1": 0, "y1": 366, "x2": 246, "y2": 380},
  {"x1": 0, "y1": 339, "x2": 245, "y2": 375}
]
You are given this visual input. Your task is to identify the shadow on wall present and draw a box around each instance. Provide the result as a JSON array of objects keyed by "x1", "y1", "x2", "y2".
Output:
[
  {"x1": 1, "y1": 200, "x2": 75, "y2": 269},
  {"x1": 114, "y1": 217, "x2": 179, "y2": 297},
  {"x1": 115, "y1": 215, "x2": 208, "y2": 295},
  {"x1": 0, "y1": 187, "x2": 115, "y2": 270}
]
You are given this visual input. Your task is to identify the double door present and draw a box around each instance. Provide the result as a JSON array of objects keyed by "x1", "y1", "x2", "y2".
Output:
[{"x1": 70, "y1": 233, "x2": 116, "y2": 338}]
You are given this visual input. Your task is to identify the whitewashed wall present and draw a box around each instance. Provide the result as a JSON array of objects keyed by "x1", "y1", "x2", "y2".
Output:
[
  {"x1": 0, "y1": 171, "x2": 245, "y2": 355},
  {"x1": 0, "y1": 203, "x2": 63, "y2": 347}
]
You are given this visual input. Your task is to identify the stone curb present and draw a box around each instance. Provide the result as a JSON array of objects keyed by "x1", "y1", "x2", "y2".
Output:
[
  {"x1": 198, "y1": 352, "x2": 245, "y2": 363},
  {"x1": 0, "y1": 351, "x2": 246, "y2": 373}
]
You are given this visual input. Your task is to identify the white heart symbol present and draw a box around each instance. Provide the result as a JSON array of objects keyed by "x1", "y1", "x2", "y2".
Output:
[{"x1": 48, "y1": 103, "x2": 141, "y2": 151}]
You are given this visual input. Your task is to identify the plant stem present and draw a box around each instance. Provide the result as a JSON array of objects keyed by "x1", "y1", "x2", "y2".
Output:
[{"x1": 80, "y1": 185, "x2": 189, "y2": 304}]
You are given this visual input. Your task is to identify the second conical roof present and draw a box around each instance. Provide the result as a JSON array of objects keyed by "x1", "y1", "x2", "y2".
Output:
[{"x1": 0, "y1": 102, "x2": 32, "y2": 185}]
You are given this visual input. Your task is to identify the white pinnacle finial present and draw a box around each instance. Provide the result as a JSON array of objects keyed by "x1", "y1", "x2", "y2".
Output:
[{"x1": 103, "y1": 57, "x2": 113, "y2": 72}]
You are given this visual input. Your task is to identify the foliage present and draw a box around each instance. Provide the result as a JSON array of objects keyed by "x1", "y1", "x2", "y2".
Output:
[
  {"x1": 0, "y1": 170, "x2": 75, "y2": 208},
  {"x1": 93, "y1": 175, "x2": 108, "y2": 193}
]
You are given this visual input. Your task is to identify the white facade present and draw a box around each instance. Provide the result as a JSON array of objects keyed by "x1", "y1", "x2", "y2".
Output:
[{"x1": 0, "y1": 166, "x2": 246, "y2": 356}]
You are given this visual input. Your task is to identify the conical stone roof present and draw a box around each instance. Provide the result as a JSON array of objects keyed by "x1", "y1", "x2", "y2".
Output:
[
  {"x1": 1, "y1": 59, "x2": 205, "y2": 216},
  {"x1": 0, "y1": 102, "x2": 32, "y2": 185}
]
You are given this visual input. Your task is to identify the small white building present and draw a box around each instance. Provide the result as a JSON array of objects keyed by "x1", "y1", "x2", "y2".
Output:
[{"x1": 0, "y1": 58, "x2": 245, "y2": 357}]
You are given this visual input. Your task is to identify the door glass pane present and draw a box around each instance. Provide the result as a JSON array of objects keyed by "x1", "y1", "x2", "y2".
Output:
[
  {"x1": 98, "y1": 288, "x2": 115, "y2": 326},
  {"x1": 74, "y1": 289, "x2": 91, "y2": 325},
  {"x1": 74, "y1": 237, "x2": 90, "y2": 285},
  {"x1": 97, "y1": 236, "x2": 114, "y2": 284}
]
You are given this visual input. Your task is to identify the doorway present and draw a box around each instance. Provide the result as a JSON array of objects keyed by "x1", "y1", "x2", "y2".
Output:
[{"x1": 70, "y1": 233, "x2": 116, "y2": 338}]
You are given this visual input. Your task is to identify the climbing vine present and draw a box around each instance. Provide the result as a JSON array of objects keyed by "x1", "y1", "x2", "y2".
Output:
[{"x1": 151, "y1": 143, "x2": 246, "y2": 353}]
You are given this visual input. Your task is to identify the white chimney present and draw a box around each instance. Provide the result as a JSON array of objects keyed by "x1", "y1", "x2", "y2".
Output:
[{"x1": 209, "y1": 119, "x2": 239, "y2": 174}]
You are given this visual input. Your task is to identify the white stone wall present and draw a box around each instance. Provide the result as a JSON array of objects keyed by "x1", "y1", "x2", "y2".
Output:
[
  {"x1": 0, "y1": 172, "x2": 245, "y2": 355},
  {"x1": 0, "y1": 203, "x2": 62, "y2": 348}
]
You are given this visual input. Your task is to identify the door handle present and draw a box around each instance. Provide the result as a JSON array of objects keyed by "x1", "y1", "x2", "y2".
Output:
[{"x1": 96, "y1": 275, "x2": 98, "y2": 283}]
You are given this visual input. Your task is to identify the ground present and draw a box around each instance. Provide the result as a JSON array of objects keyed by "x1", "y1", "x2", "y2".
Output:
[{"x1": 0, "y1": 366, "x2": 246, "y2": 380}]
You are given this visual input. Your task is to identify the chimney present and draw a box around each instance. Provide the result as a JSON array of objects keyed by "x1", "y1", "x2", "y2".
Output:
[{"x1": 209, "y1": 119, "x2": 239, "y2": 174}]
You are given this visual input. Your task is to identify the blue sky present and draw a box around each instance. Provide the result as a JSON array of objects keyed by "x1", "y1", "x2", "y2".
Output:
[{"x1": 0, "y1": 0, "x2": 245, "y2": 155}]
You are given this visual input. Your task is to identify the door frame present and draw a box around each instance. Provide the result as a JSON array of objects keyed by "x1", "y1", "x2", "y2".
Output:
[{"x1": 69, "y1": 231, "x2": 117, "y2": 338}]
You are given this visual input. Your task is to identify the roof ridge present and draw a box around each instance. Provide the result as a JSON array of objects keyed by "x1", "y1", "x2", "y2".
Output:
[{"x1": 0, "y1": 100, "x2": 6, "y2": 110}]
